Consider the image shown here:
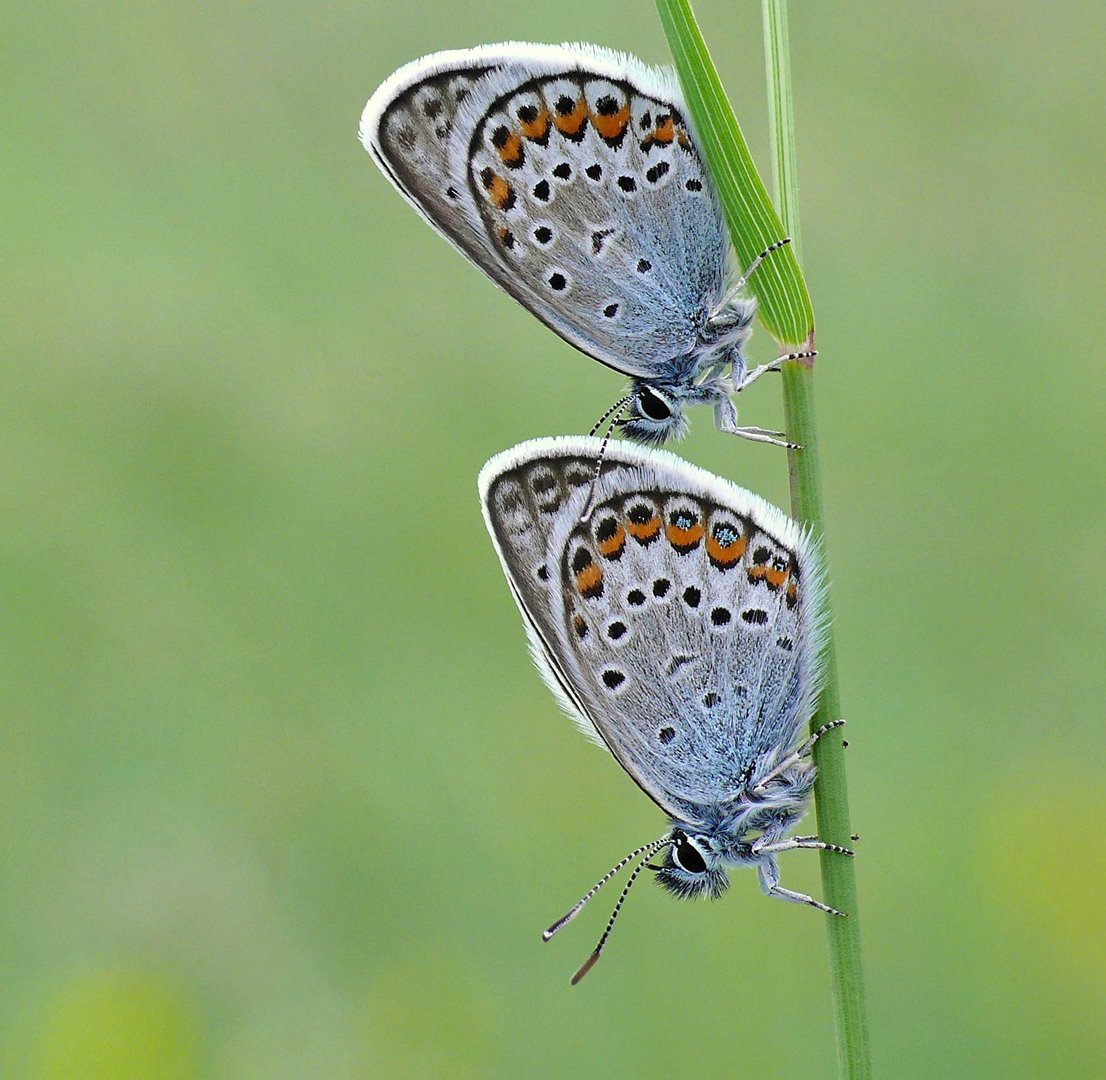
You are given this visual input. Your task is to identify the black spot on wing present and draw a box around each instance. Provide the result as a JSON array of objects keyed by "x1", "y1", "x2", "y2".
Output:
[{"x1": 591, "y1": 228, "x2": 615, "y2": 255}]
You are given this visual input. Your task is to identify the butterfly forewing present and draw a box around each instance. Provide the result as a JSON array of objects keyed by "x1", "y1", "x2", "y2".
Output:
[
  {"x1": 363, "y1": 44, "x2": 727, "y2": 379},
  {"x1": 480, "y1": 438, "x2": 826, "y2": 823}
]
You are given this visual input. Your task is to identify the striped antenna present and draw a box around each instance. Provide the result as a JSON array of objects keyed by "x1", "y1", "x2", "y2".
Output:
[
  {"x1": 569, "y1": 841, "x2": 668, "y2": 985},
  {"x1": 579, "y1": 395, "x2": 633, "y2": 523},
  {"x1": 543, "y1": 836, "x2": 668, "y2": 943}
]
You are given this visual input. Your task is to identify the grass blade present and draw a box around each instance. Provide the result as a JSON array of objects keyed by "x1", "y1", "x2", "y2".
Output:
[{"x1": 654, "y1": 0, "x2": 813, "y2": 346}]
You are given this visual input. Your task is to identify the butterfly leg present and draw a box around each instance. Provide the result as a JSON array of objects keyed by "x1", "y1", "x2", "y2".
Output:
[
  {"x1": 732, "y1": 237, "x2": 793, "y2": 291},
  {"x1": 713, "y1": 397, "x2": 800, "y2": 449},
  {"x1": 753, "y1": 835, "x2": 855, "y2": 857},
  {"x1": 767, "y1": 884, "x2": 847, "y2": 917},
  {"x1": 757, "y1": 859, "x2": 846, "y2": 916},
  {"x1": 736, "y1": 425, "x2": 793, "y2": 439},
  {"x1": 734, "y1": 359, "x2": 783, "y2": 393},
  {"x1": 734, "y1": 348, "x2": 818, "y2": 395},
  {"x1": 753, "y1": 718, "x2": 845, "y2": 794}
]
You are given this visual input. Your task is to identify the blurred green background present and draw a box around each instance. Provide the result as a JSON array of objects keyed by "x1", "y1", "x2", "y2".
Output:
[{"x1": 4, "y1": 2, "x2": 1105, "y2": 1076}]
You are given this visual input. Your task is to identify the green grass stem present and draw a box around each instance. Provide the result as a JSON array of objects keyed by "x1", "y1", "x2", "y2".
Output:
[
  {"x1": 656, "y1": 1, "x2": 872, "y2": 1075},
  {"x1": 761, "y1": 6, "x2": 871, "y2": 1074}
]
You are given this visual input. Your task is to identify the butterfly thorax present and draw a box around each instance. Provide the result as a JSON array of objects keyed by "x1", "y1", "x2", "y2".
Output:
[
  {"x1": 654, "y1": 777, "x2": 812, "y2": 900},
  {"x1": 697, "y1": 293, "x2": 757, "y2": 373},
  {"x1": 619, "y1": 294, "x2": 756, "y2": 444}
]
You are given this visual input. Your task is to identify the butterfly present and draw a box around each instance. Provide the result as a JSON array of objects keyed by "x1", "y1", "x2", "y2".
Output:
[
  {"x1": 479, "y1": 437, "x2": 850, "y2": 982},
  {"x1": 361, "y1": 43, "x2": 812, "y2": 448}
]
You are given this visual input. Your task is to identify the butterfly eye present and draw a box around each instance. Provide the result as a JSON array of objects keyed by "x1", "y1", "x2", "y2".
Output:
[
  {"x1": 637, "y1": 387, "x2": 672, "y2": 422},
  {"x1": 673, "y1": 836, "x2": 707, "y2": 874}
]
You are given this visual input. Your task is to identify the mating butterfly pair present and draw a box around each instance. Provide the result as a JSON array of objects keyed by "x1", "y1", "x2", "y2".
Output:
[{"x1": 362, "y1": 43, "x2": 846, "y2": 983}]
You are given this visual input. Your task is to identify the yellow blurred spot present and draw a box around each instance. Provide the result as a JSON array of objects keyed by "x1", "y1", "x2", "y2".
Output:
[
  {"x1": 19, "y1": 967, "x2": 199, "y2": 1080},
  {"x1": 982, "y1": 773, "x2": 1106, "y2": 991}
]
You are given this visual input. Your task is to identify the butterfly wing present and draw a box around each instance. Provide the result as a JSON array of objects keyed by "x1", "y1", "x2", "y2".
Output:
[
  {"x1": 362, "y1": 43, "x2": 728, "y2": 380},
  {"x1": 479, "y1": 438, "x2": 826, "y2": 824}
]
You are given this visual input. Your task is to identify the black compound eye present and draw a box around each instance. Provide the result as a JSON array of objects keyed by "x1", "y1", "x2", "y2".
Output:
[
  {"x1": 674, "y1": 837, "x2": 707, "y2": 874},
  {"x1": 638, "y1": 387, "x2": 672, "y2": 422}
]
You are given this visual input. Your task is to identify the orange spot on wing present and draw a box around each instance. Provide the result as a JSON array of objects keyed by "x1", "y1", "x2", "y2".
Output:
[
  {"x1": 653, "y1": 116, "x2": 675, "y2": 144},
  {"x1": 597, "y1": 524, "x2": 626, "y2": 559},
  {"x1": 641, "y1": 115, "x2": 679, "y2": 153},
  {"x1": 575, "y1": 564, "x2": 604, "y2": 598},
  {"x1": 747, "y1": 564, "x2": 789, "y2": 590},
  {"x1": 765, "y1": 567, "x2": 789, "y2": 590},
  {"x1": 591, "y1": 103, "x2": 630, "y2": 141},
  {"x1": 666, "y1": 520, "x2": 705, "y2": 550},
  {"x1": 786, "y1": 580, "x2": 798, "y2": 608},
  {"x1": 484, "y1": 173, "x2": 513, "y2": 209},
  {"x1": 554, "y1": 98, "x2": 588, "y2": 137},
  {"x1": 519, "y1": 109, "x2": 550, "y2": 141},
  {"x1": 626, "y1": 516, "x2": 662, "y2": 543},
  {"x1": 707, "y1": 534, "x2": 747, "y2": 567},
  {"x1": 497, "y1": 131, "x2": 524, "y2": 167}
]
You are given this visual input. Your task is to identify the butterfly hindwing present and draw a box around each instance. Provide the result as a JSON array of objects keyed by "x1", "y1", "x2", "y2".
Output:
[
  {"x1": 363, "y1": 54, "x2": 503, "y2": 284},
  {"x1": 479, "y1": 440, "x2": 637, "y2": 752},
  {"x1": 480, "y1": 438, "x2": 826, "y2": 824},
  {"x1": 363, "y1": 43, "x2": 727, "y2": 380}
]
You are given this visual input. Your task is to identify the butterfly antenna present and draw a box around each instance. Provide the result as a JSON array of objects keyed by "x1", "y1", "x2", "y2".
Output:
[
  {"x1": 579, "y1": 395, "x2": 633, "y2": 523},
  {"x1": 543, "y1": 837, "x2": 668, "y2": 943},
  {"x1": 732, "y1": 237, "x2": 792, "y2": 294},
  {"x1": 569, "y1": 841, "x2": 667, "y2": 985},
  {"x1": 588, "y1": 393, "x2": 633, "y2": 437}
]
